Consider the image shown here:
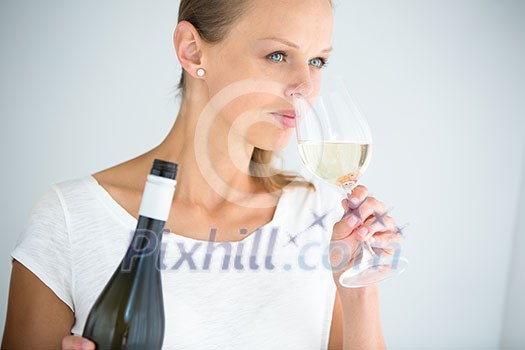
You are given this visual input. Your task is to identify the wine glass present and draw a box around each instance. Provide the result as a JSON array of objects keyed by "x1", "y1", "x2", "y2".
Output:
[{"x1": 292, "y1": 76, "x2": 408, "y2": 288}]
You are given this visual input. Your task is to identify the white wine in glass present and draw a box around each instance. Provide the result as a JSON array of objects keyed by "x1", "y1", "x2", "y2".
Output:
[
  {"x1": 297, "y1": 141, "x2": 372, "y2": 189},
  {"x1": 293, "y1": 76, "x2": 407, "y2": 288}
]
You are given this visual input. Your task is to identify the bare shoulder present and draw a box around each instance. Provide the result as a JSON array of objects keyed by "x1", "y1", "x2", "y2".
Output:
[
  {"x1": 91, "y1": 156, "x2": 154, "y2": 219},
  {"x1": 91, "y1": 153, "x2": 161, "y2": 192},
  {"x1": 92, "y1": 156, "x2": 151, "y2": 190}
]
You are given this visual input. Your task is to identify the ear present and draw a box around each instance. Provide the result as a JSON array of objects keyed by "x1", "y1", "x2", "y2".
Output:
[{"x1": 173, "y1": 21, "x2": 205, "y2": 79}]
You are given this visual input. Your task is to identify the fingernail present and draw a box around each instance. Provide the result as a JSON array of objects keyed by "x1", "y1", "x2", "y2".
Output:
[
  {"x1": 346, "y1": 215, "x2": 358, "y2": 227},
  {"x1": 357, "y1": 226, "x2": 368, "y2": 237},
  {"x1": 82, "y1": 341, "x2": 90, "y2": 350},
  {"x1": 350, "y1": 197, "x2": 360, "y2": 206}
]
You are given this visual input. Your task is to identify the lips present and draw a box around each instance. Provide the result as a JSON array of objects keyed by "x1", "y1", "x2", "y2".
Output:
[{"x1": 270, "y1": 110, "x2": 296, "y2": 128}]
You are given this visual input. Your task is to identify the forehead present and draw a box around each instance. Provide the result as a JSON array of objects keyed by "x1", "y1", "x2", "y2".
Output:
[
  {"x1": 247, "y1": 0, "x2": 332, "y2": 18},
  {"x1": 229, "y1": 0, "x2": 333, "y2": 48}
]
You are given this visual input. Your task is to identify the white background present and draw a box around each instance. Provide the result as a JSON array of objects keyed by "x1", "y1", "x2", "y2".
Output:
[{"x1": 1, "y1": 0, "x2": 524, "y2": 348}]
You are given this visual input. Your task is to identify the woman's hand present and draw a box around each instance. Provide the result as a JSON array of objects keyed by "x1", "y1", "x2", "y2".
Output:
[
  {"x1": 330, "y1": 185, "x2": 403, "y2": 283},
  {"x1": 62, "y1": 335, "x2": 95, "y2": 350}
]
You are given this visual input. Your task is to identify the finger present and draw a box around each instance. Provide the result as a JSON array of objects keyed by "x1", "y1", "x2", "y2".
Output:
[
  {"x1": 369, "y1": 232, "x2": 404, "y2": 255},
  {"x1": 346, "y1": 196, "x2": 386, "y2": 224},
  {"x1": 332, "y1": 217, "x2": 359, "y2": 241},
  {"x1": 346, "y1": 185, "x2": 368, "y2": 208},
  {"x1": 329, "y1": 236, "x2": 359, "y2": 273},
  {"x1": 341, "y1": 198, "x2": 349, "y2": 212},
  {"x1": 356, "y1": 215, "x2": 396, "y2": 241},
  {"x1": 62, "y1": 336, "x2": 95, "y2": 350}
]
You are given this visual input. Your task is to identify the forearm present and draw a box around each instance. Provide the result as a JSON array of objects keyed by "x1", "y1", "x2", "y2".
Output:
[{"x1": 338, "y1": 285, "x2": 386, "y2": 350}]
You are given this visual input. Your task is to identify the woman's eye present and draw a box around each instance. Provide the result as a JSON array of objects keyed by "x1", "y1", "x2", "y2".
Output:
[
  {"x1": 267, "y1": 52, "x2": 286, "y2": 63},
  {"x1": 309, "y1": 57, "x2": 328, "y2": 69}
]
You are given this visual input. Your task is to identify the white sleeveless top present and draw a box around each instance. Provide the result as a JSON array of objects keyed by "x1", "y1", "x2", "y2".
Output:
[{"x1": 11, "y1": 175, "x2": 343, "y2": 349}]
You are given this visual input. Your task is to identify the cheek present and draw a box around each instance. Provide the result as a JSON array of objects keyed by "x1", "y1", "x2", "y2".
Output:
[
  {"x1": 218, "y1": 92, "x2": 281, "y2": 129},
  {"x1": 310, "y1": 74, "x2": 323, "y2": 99},
  {"x1": 228, "y1": 111, "x2": 294, "y2": 151},
  {"x1": 222, "y1": 98, "x2": 294, "y2": 151},
  {"x1": 206, "y1": 53, "x2": 261, "y2": 97}
]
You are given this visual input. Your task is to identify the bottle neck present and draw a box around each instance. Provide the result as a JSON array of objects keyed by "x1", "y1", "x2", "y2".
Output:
[
  {"x1": 139, "y1": 175, "x2": 176, "y2": 222},
  {"x1": 120, "y1": 175, "x2": 175, "y2": 273}
]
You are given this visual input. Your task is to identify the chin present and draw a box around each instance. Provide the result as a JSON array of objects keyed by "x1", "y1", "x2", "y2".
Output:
[{"x1": 253, "y1": 128, "x2": 294, "y2": 151}]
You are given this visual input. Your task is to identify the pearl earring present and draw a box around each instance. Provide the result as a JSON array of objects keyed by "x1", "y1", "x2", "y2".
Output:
[{"x1": 196, "y1": 68, "x2": 205, "y2": 77}]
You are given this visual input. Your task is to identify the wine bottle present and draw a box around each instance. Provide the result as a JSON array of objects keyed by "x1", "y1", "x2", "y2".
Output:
[{"x1": 83, "y1": 159, "x2": 178, "y2": 350}]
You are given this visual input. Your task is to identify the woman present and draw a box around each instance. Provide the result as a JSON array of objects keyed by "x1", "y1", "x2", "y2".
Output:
[{"x1": 2, "y1": 0, "x2": 402, "y2": 349}]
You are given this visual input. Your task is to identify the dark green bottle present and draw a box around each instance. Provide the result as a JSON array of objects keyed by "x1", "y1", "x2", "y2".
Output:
[{"x1": 83, "y1": 159, "x2": 178, "y2": 349}]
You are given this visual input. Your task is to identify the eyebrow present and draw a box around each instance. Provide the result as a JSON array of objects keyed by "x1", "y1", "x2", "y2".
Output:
[{"x1": 258, "y1": 37, "x2": 333, "y2": 53}]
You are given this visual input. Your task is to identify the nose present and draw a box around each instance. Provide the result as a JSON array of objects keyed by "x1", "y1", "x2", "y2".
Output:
[{"x1": 284, "y1": 65, "x2": 314, "y2": 98}]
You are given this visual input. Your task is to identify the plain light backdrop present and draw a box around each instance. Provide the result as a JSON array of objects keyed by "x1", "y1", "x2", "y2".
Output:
[{"x1": 1, "y1": 0, "x2": 524, "y2": 349}]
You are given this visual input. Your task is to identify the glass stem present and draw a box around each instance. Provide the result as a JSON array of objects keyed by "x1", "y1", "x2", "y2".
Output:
[
  {"x1": 363, "y1": 239, "x2": 376, "y2": 258},
  {"x1": 341, "y1": 181, "x2": 357, "y2": 194}
]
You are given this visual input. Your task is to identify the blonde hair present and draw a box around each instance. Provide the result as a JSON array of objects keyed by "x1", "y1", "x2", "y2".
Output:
[{"x1": 177, "y1": 0, "x2": 315, "y2": 192}]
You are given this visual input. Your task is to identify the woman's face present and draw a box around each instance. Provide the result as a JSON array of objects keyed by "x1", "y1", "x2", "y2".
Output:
[{"x1": 202, "y1": 0, "x2": 333, "y2": 152}]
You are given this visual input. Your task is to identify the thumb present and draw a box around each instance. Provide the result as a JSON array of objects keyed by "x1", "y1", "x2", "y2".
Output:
[
  {"x1": 332, "y1": 216, "x2": 354, "y2": 241},
  {"x1": 62, "y1": 335, "x2": 95, "y2": 350}
]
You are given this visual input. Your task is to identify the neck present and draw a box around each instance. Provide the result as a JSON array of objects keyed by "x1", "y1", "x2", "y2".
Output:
[{"x1": 148, "y1": 96, "x2": 273, "y2": 211}]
